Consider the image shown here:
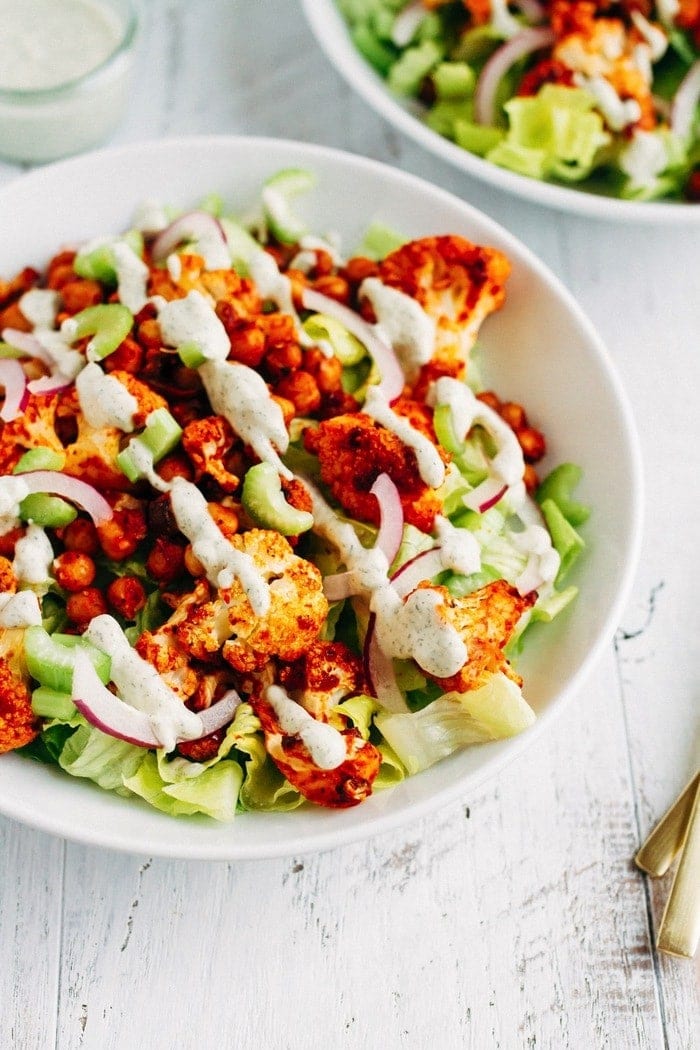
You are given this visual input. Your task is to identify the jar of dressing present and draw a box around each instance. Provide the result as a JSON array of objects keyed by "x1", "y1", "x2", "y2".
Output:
[{"x1": 0, "y1": 0, "x2": 138, "y2": 164}]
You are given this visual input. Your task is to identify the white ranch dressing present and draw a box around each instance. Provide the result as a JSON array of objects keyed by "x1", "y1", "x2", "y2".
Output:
[
  {"x1": 656, "y1": 0, "x2": 680, "y2": 28},
  {"x1": 111, "y1": 240, "x2": 150, "y2": 313},
  {"x1": 265, "y1": 684, "x2": 346, "y2": 770},
  {"x1": 434, "y1": 515, "x2": 481, "y2": 576},
  {"x1": 363, "y1": 386, "x2": 445, "y2": 489},
  {"x1": 19, "y1": 289, "x2": 60, "y2": 330},
  {"x1": 167, "y1": 253, "x2": 182, "y2": 282},
  {"x1": 619, "y1": 129, "x2": 669, "y2": 190},
  {"x1": 0, "y1": 0, "x2": 123, "y2": 91},
  {"x1": 198, "y1": 359, "x2": 292, "y2": 479},
  {"x1": 511, "y1": 524, "x2": 561, "y2": 595},
  {"x1": 76, "y1": 362, "x2": 137, "y2": 432},
  {"x1": 0, "y1": 476, "x2": 29, "y2": 536},
  {"x1": 246, "y1": 249, "x2": 314, "y2": 347},
  {"x1": 153, "y1": 290, "x2": 230, "y2": 361},
  {"x1": 574, "y1": 73, "x2": 642, "y2": 131},
  {"x1": 630, "y1": 11, "x2": 668, "y2": 62},
  {"x1": 304, "y1": 479, "x2": 466, "y2": 678},
  {"x1": 13, "y1": 523, "x2": 54, "y2": 590},
  {"x1": 122, "y1": 439, "x2": 171, "y2": 492},
  {"x1": 84, "y1": 614, "x2": 204, "y2": 752},
  {"x1": 35, "y1": 328, "x2": 85, "y2": 380},
  {"x1": 489, "y1": 0, "x2": 522, "y2": 39},
  {"x1": 169, "y1": 477, "x2": 270, "y2": 615},
  {"x1": 0, "y1": 590, "x2": 42, "y2": 628},
  {"x1": 359, "y1": 277, "x2": 436, "y2": 383},
  {"x1": 132, "y1": 200, "x2": 170, "y2": 237}
]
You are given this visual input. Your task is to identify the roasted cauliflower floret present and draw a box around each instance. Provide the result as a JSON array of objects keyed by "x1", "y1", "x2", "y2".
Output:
[
  {"x1": 0, "y1": 393, "x2": 65, "y2": 475},
  {"x1": 181, "y1": 415, "x2": 240, "y2": 492},
  {"x1": 252, "y1": 693, "x2": 382, "y2": 808},
  {"x1": 0, "y1": 626, "x2": 39, "y2": 754},
  {"x1": 135, "y1": 583, "x2": 207, "y2": 700},
  {"x1": 148, "y1": 252, "x2": 263, "y2": 316},
  {"x1": 222, "y1": 530, "x2": 328, "y2": 673},
  {"x1": 277, "y1": 641, "x2": 366, "y2": 722},
  {"x1": 372, "y1": 236, "x2": 510, "y2": 388},
  {"x1": 304, "y1": 411, "x2": 443, "y2": 533},
  {"x1": 422, "y1": 579, "x2": 535, "y2": 694}
]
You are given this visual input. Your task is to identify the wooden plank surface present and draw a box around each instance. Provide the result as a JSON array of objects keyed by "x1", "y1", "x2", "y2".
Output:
[{"x1": 0, "y1": 3, "x2": 698, "y2": 1048}]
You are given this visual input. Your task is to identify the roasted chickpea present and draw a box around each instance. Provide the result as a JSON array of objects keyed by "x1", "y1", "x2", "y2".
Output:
[
  {"x1": 59, "y1": 279, "x2": 103, "y2": 313},
  {"x1": 146, "y1": 538, "x2": 186, "y2": 584},
  {"x1": 66, "y1": 588, "x2": 108, "y2": 627},
  {"x1": 275, "y1": 371, "x2": 322, "y2": 415},
  {"x1": 53, "y1": 552, "x2": 97, "y2": 593},
  {"x1": 107, "y1": 576, "x2": 147, "y2": 620},
  {"x1": 61, "y1": 518, "x2": 100, "y2": 556}
]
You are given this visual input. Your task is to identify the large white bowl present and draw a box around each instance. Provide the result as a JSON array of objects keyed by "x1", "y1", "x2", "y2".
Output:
[
  {"x1": 0, "y1": 136, "x2": 643, "y2": 859},
  {"x1": 302, "y1": 0, "x2": 700, "y2": 224}
]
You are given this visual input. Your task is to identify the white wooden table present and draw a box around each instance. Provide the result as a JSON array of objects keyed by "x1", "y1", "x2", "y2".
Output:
[{"x1": 1, "y1": 3, "x2": 698, "y2": 1047}]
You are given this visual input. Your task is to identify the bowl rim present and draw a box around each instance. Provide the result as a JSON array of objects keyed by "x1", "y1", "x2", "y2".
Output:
[
  {"x1": 0, "y1": 0, "x2": 139, "y2": 103},
  {"x1": 0, "y1": 134, "x2": 644, "y2": 859},
  {"x1": 301, "y1": 0, "x2": 700, "y2": 225}
]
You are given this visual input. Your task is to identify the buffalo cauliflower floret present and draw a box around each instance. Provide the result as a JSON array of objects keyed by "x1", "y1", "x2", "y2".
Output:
[
  {"x1": 148, "y1": 253, "x2": 263, "y2": 317},
  {"x1": 421, "y1": 579, "x2": 535, "y2": 694},
  {"x1": 304, "y1": 409, "x2": 443, "y2": 533},
  {"x1": 277, "y1": 641, "x2": 366, "y2": 722},
  {"x1": 371, "y1": 236, "x2": 510, "y2": 390},
  {"x1": 0, "y1": 624, "x2": 39, "y2": 754},
  {"x1": 181, "y1": 415, "x2": 240, "y2": 492},
  {"x1": 252, "y1": 691, "x2": 382, "y2": 808},
  {"x1": 135, "y1": 583, "x2": 207, "y2": 700},
  {"x1": 221, "y1": 530, "x2": 328, "y2": 673}
]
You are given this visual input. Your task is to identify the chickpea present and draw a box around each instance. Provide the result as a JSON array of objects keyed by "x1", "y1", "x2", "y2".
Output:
[
  {"x1": 157, "y1": 452, "x2": 194, "y2": 484},
  {"x1": 342, "y1": 256, "x2": 379, "y2": 285},
  {"x1": 136, "y1": 317, "x2": 163, "y2": 350},
  {"x1": 184, "y1": 545, "x2": 205, "y2": 578},
  {"x1": 146, "y1": 539, "x2": 185, "y2": 584},
  {"x1": 500, "y1": 401, "x2": 526, "y2": 431},
  {"x1": 66, "y1": 587, "x2": 108, "y2": 627},
  {"x1": 61, "y1": 518, "x2": 100, "y2": 555},
  {"x1": 107, "y1": 576, "x2": 147, "y2": 620},
  {"x1": 207, "y1": 503, "x2": 239, "y2": 540},
  {"x1": 103, "y1": 337, "x2": 144, "y2": 375},
  {"x1": 275, "y1": 371, "x2": 321, "y2": 415},
  {"x1": 518, "y1": 426, "x2": 546, "y2": 463},
  {"x1": 53, "y1": 552, "x2": 97, "y2": 593},
  {"x1": 60, "y1": 279, "x2": 103, "y2": 314},
  {"x1": 311, "y1": 275, "x2": 350, "y2": 304}
]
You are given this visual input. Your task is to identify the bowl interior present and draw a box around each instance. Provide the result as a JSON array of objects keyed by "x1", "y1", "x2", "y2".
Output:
[
  {"x1": 0, "y1": 136, "x2": 642, "y2": 858},
  {"x1": 301, "y1": 0, "x2": 700, "y2": 225}
]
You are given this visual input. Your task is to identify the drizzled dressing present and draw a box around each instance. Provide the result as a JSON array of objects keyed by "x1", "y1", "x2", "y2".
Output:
[{"x1": 265, "y1": 684, "x2": 346, "y2": 770}]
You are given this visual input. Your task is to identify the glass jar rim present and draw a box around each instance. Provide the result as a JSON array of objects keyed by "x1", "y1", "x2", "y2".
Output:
[{"x1": 0, "y1": 0, "x2": 139, "y2": 103}]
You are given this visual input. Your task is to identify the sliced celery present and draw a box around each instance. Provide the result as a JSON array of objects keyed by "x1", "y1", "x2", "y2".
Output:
[
  {"x1": 31, "y1": 686, "x2": 76, "y2": 721},
  {"x1": 13, "y1": 448, "x2": 66, "y2": 474},
  {"x1": 19, "y1": 493, "x2": 77, "y2": 527},
  {"x1": 24, "y1": 626, "x2": 111, "y2": 694},
  {"x1": 70, "y1": 304, "x2": 133, "y2": 360},
  {"x1": 242, "y1": 462, "x2": 313, "y2": 536}
]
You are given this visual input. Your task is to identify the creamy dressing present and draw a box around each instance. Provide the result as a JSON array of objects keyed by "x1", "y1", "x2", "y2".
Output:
[
  {"x1": 304, "y1": 479, "x2": 466, "y2": 678},
  {"x1": 199, "y1": 359, "x2": 292, "y2": 479},
  {"x1": 166, "y1": 253, "x2": 182, "y2": 281},
  {"x1": 245, "y1": 248, "x2": 314, "y2": 348},
  {"x1": 434, "y1": 515, "x2": 481, "y2": 576},
  {"x1": 630, "y1": 12, "x2": 668, "y2": 63},
  {"x1": 19, "y1": 289, "x2": 60, "y2": 330},
  {"x1": 132, "y1": 200, "x2": 170, "y2": 236},
  {"x1": 35, "y1": 327, "x2": 85, "y2": 380},
  {"x1": 265, "y1": 684, "x2": 347, "y2": 770},
  {"x1": 656, "y1": 0, "x2": 680, "y2": 28},
  {"x1": 76, "y1": 361, "x2": 137, "y2": 431},
  {"x1": 13, "y1": 523, "x2": 54, "y2": 589},
  {"x1": 169, "y1": 477, "x2": 270, "y2": 615},
  {"x1": 511, "y1": 524, "x2": 561, "y2": 595},
  {"x1": 574, "y1": 74, "x2": 642, "y2": 131},
  {"x1": 191, "y1": 227, "x2": 234, "y2": 272},
  {"x1": 0, "y1": 0, "x2": 123, "y2": 91},
  {"x1": 619, "y1": 130, "x2": 669, "y2": 189},
  {"x1": 122, "y1": 439, "x2": 171, "y2": 492},
  {"x1": 489, "y1": 0, "x2": 522, "y2": 39},
  {"x1": 84, "y1": 614, "x2": 204, "y2": 752},
  {"x1": 359, "y1": 277, "x2": 436, "y2": 383},
  {"x1": 154, "y1": 290, "x2": 230, "y2": 361},
  {"x1": 0, "y1": 590, "x2": 42, "y2": 628},
  {"x1": 363, "y1": 386, "x2": 445, "y2": 488},
  {"x1": 0, "y1": 476, "x2": 29, "y2": 536},
  {"x1": 111, "y1": 240, "x2": 149, "y2": 313}
]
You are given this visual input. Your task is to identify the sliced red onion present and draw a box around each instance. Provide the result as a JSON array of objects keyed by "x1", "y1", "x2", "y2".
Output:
[
  {"x1": 301, "y1": 287, "x2": 404, "y2": 403},
  {"x1": 1, "y1": 328, "x2": 55, "y2": 367},
  {"x1": 151, "y1": 211, "x2": 227, "y2": 263},
  {"x1": 27, "y1": 374, "x2": 72, "y2": 396},
  {"x1": 671, "y1": 60, "x2": 700, "y2": 141},
  {"x1": 474, "y1": 27, "x2": 555, "y2": 126},
  {"x1": 0, "y1": 359, "x2": 28, "y2": 422},
  {"x1": 323, "y1": 571, "x2": 356, "y2": 602},
  {"x1": 370, "y1": 472, "x2": 404, "y2": 565},
  {"x1": 20, "y1": 471, "x2": 113, "y2": 525},
  {"x1": 363, "y1": 612, "x2": 407, "y2": 713},
  {"x1": 391, "y1": 0, "x2": 424, "y2": 46},
  {"x1": 463, "y1": 478, "x2": 508, "y2": 513},
  {"x1": 390, "y1": 546, "x2": 445, "y2": 599},
  {"x1": 72, "y1": 653, "x2": 240, "y2": 749}
]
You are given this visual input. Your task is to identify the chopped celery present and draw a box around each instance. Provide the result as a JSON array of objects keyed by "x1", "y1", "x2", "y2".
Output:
[
  {"x1": 69, "y1": 304, "x2": 133, "y2": 360},
  {"x1": 387, "y1": 39, "x2": 442, "y2": 96},
  {"x1": 73, "y1": 230, "x2": 144, "y2": 283},
  {"x1": 19, "y1": 493, "x2": 77, "y2": 527},
  {"x1": 432, "y1": 61, "x2": 475, "y2": 101},
  {"x1": 117, "y1": 408, "x2": 182, "y2": 483},
  {"x1": 302, "y1": 313, "x2": 367, "y2": 365},
  {"x1": 425, "y1": 99, "x2": 474, "y2": 138},
  {"x1": 242, "y1": 462, "x2": 313, "y2": 536},
  {"x1": 177, "y1": 341, "x2": 207, "y2": 369},
  {"x1": 455, "y1": 120, "x2": 504, "y2": 157},
  {"x1": 433, "y1": 402, "x2": 463, "y2": 455},
  {"x1": 24, "y1": 626, "x2": 111, "y2": 694},
  {"x1": 31, "y1": 686, "x2": 76, "y2": 721},
  {"x1": 539, "y1": 498, "x2": 585, "y2": 583},
  {"x1": 354, "y1": 220, "x2": 406, "y2": 260},
  {"x1": 535, "y1": 463, "x2": 589, "y2": 527},
  {"x1": 262, "y1": 168, "x2": 316, "y2": 245},
  {"x1": 0, "y1": 342, "x2": 28, "y2": 359},
  {"x1": 351, "y1": 22, "x2": 398, "y2": 75},
  {"x1": 13, "y1": 448, "x2": 66, "y2": 474}
]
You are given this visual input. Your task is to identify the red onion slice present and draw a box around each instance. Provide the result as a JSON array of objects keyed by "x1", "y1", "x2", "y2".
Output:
[
  {"x1": 1, "y1": 328, "x2": 55, "y2": 367},
  {"x1": 151, "y1": 211, "x2": 228, "y2": 263},
  {"x1": 20, "y1": 471, "x2": 113, "y2": 525},
  {"x1": 72, "y1": 653, "x2": 240, "y2": 749},
  {"x1": 463, "y1": 477, "x2": 508, "y2": 513},
  {"x1": 27, "y1": 374, "x2": 72, "y2": 396},
  {"x1": 671, "y1": 60, "x2": 700, "y2": 141},
  {"x1": 0, "y1": 359, "x2": 28, "y2": 422},
  {"x1": 513, "y1": 0, "x2": 545, "y2": 22},
  {"x1": 301, "y1": 287, "x2": 405, "y2": 403},
  {"x1": 370, "y1": 472, "x2": 404, "y2": 565},
  {"x1": 474, "y1": 27, "x2": 555, "y2": 127},
  {"x1": 390, "y1": 547, "x2": 445, "y2": 599},
  {"x1": 363, "y1": 612, "x2": 408, "y2": 713}
]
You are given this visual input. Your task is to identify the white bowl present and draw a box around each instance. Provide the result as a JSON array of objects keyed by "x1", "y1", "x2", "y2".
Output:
[
  {"x1": 0, "y1": 136, "x2": 643, "y2": 859},
  {"x1": 302, "y1": 0, "x2": 700, "y2": 224}
]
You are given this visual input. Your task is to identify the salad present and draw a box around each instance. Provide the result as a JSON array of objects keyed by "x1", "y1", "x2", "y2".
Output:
[
  {"x1": 337, "y1": 0, "x2": 700, "y2": 202},
  {"x1": 0, "y1": 170, "x2": 587, "y2": 822}
]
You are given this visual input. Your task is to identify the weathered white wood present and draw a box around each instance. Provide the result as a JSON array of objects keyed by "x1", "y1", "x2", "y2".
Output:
[{"x1": 0, "y1": 1, "x2": 698, "y2": 1048}]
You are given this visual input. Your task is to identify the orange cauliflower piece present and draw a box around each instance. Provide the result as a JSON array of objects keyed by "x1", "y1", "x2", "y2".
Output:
[
  {"x1": 181, "y1": 415, "x2": 240, "y2": 492},
  {"x1": 277, "y1": 641, "x2": 366, "y2": 722},
  {"x1": 373, "y1": 236, "x2": 510, "y2": 388},
  {"x1": 422, "y1": 579, "x2": 535, "y2": 694},
  {"x1": 0, "y1": 624, "x2": 39, "y2": 754},
  {"x1": 222, "y1": 530, "x2": 328, "y2": 673},
  {"x1": 135, "y1": 583, "x2": 208, "y2": 700},
  {"x1": 148, "y1": 253, "x2": 263, "y2": 316}
]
